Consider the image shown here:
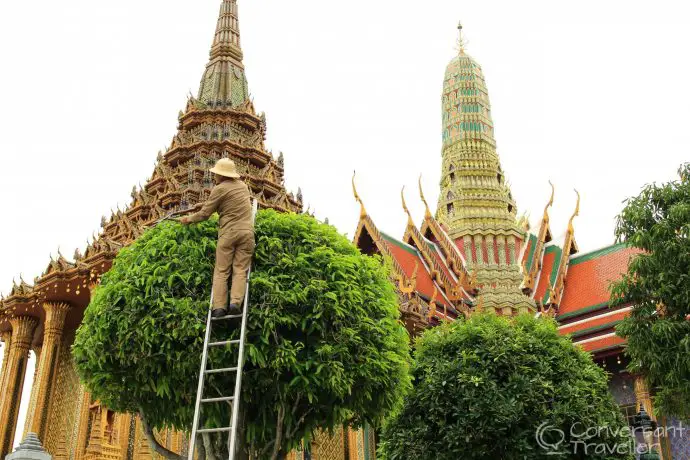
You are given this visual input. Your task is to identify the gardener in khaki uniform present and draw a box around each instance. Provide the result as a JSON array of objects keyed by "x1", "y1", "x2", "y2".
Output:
[{"x1": 180, "y1": 158, "x2": 255, "y2": 318}]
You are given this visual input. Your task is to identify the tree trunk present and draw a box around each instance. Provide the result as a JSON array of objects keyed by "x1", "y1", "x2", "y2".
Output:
[
  {"x1": 233, "y1": 407, "x2": 250, "y2": 460},
  {"x1": 269, "y1": 407, "x2": 285, "y2": 460},
  {"x1": 197, "y1": 435, "x2": 207, "y2": 460},
  {"x1": 203, "y1": 433, "x2": 219, "y2": 460},
  {"x1": 139, "y1": 410, "x2": 185, "y2": 460}
]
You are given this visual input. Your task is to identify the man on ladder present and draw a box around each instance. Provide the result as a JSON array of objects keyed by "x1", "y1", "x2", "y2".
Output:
[{"x1": 181, "y1": 158, "x2": 255, "y2": 317}]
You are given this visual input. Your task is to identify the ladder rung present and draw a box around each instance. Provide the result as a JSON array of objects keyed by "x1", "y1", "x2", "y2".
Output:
[
  {"x1": 197, "y1": 426, "x2": 233, "y2": 434},
  {"x1": 212, "y1": 314, "x2": 242, "y2": 321},
  {"x1": 209, "y1": 339, "x2": 241, "y2": 347},
  {"x1": 201, "y1": 396, "x2": 235, "y2": 403},
  {"x1": 205, "y1": 367, "x2": 238, "y2": 375}
]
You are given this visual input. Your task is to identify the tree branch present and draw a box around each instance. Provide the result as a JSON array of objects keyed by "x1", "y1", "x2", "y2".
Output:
[
  {"x1": 138, "y1": 410, "x2": 185, "y2": 460},
  {"x1": 197, "y1": 436, "x2": 207, "y2": 460},
  {"x1": 258, "y1": 436, "x2": 278, "y2": 458},
  {"x1": 270, "y1": 406, "x2": 286, "y2": 460},
  {"x1": 203, "y1": 433, "x2": 219, "y2": 460},
  {"x1": 287, "y1": 408, "x2": 313, "y2": 441}
]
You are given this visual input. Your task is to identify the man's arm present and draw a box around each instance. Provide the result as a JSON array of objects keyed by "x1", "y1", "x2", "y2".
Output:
[{"x1": 181, "y1": 186, "x2": 223, "y2": 224}]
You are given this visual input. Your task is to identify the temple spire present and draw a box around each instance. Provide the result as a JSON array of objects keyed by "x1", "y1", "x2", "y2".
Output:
[
  {"x1": 457, "y1": 21, "x2": 466, "y2": 54},
  {"x1": 210, "y1": 0, "x2": 243, "y2": 63},
  {"x1": 436, "y1": 24, "x2": 535, "y2": 314},
  {"x1": 197, "y1": 0, "x2": 249, "y2": 106}
]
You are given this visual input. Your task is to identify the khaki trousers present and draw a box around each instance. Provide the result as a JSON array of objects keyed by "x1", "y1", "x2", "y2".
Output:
[{"x1": 212, "y1": 230, "x2": 255, "y2": 309}]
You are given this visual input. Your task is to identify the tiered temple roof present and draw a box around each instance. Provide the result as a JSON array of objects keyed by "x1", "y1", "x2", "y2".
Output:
[
  {"x1": 352, "y1": 24, "x2": 639, "y2": 356},
  {"x1": 0, "y1": 0, "x2": 302, "y2": 351},
  {"x1": 0, "y1": 0, "x2": 306, "y2": 456}
]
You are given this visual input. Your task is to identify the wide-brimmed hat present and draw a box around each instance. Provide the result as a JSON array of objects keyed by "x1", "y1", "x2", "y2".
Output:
[{"x1": 209, "y1": 158, "x2": 241, "y2": 178}]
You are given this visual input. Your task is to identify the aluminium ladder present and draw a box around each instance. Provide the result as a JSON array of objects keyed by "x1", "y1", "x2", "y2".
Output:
[{"x1": 188, "y1": 199, "x2": 258, "y2": 460}]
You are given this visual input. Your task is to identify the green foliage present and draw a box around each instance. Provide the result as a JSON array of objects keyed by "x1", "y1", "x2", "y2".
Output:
[
  {"x1": 73, "y1": 210, "x2": 410, "y2": 457},
  {"x1": 613, "y1": 163, "x2": 690, "y2": 418},
  {"x1": 380, "y1": 313, "x2": 633, "y2": 460}
]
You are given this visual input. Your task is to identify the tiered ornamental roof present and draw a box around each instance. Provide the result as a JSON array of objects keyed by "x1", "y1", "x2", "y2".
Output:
[
  {"x1": 352, "y1": 25, "x2": 640, "y2": 356},
  {"x1": 0, "y1": 0, "x2": 303, "y2": 344},
  {"x1": 352, "y1": 176, "x2": 476, "y2": 336}
]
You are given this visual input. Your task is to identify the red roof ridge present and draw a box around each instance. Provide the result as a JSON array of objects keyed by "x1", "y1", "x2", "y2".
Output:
[{"x1": 568, "y1": 242, "x2": 630, "y2": 265}]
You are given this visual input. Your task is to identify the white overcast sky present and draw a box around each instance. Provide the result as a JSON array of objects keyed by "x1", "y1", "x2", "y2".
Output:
[{"x1": 1, "y1": 0, "x2": 689, "y2": 448}]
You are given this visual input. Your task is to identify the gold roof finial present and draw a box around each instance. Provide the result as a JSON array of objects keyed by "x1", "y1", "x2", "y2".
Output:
[
  {"x1": 568, "y1": 189, "x2": 581, "y2": 233},
  {"x1": 352, "y1": 171, "x2": 367, "y2": 218},
  {"x1": 543, "y1": 181, "x2": 555, "y2": 222},
  {"x1": 401, "y1": 187, "x2": 415, "y2": 227},
  {"x1": 545, "y1": 181, "x2": 555, "y2": 212},
  {"x1": 457, "y1": 21, "x2": 467, "y2": 54},
  {"x1": 418, "y1": 175, "x2": 433, "y2": 219}
]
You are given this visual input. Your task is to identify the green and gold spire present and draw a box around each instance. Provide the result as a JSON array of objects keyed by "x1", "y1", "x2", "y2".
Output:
[
  {"x1": 198, "y1": 0, "x2": 249, "y2": 106},
  {"x1": 436, "y1": 23, "x2": 534, "y2": 315},
  {"x1": 437, "y1": 22, "x2": 519, "y2": 239}
]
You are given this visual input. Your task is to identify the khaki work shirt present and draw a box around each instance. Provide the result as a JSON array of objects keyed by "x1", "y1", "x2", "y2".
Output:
[{"x1": 187, "y1": 180, "x2": 254, "y2": 235}]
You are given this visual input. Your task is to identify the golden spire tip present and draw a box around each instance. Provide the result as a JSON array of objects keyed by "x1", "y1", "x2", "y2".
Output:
[
  {"x1": 352, "y1": 171, "x2": 367, "y2": 218},
  {"x1": 401, "y1": 186, "x2": 414, "y2": 226},
  {"x1": 568, "y1": 189, "x2": 581, "y2": 232},
  {"x1": 456, "y1": 20, "x2": 466, "y2": 53},
  {"x1": 418, "y1": 175, "x2": 433, "y2": 218}
]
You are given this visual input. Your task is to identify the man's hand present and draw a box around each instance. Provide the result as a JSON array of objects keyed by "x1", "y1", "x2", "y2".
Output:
[{"x1": 179, "y1": 216, "x2": 191, "y2": 225}]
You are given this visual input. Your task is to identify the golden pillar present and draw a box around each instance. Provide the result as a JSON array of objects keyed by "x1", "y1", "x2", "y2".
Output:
[
  {"x1": 74, "y1": 390, "x2": 92, "y2": 460},
  {"x1": 22, "y1": 345, "x2": 42, "y2": 438},
  {"x1": 27, "y1": 302, "x2": 71, "y2": 439},
  {"x1": 634, "y1": 375, "x2": 665, "y2": 460},
  {"x1": 634, "y1": 375, "x2": 655, "y2": 417},
  {"x1": 0, "y1": 331, "x2": 12, "y2": 404},
  {"x1": 76, "y1": 282, "x2": 98, "y2": 460},
  {"x1": 0, "y1": 316, "x2": 38, "y2": 458}
]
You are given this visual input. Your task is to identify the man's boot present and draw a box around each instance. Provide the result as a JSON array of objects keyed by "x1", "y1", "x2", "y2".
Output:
[
  {"x1": 212, "y1": 307, "x2": 228, "y2": 318},
  {"x1": 228, "y1": 303, "x2": 241, "y2": 315}
]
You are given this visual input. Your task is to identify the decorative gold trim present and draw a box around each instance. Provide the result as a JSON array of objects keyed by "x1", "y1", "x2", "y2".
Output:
[
  {"x1": 522, "y1": 182, "x2": 555, "y2": 294},
  {"x1": 401, "y1": 187, "x2": 414, "y2": 228},
  {"x1": 418, "y1": 175, "x2": 433, "y2": 219},
  {"x1": 352, "y1": 171, "x2": 367, "y2": 219},
  {"x1": 567, "y1": 189, "x2": 580, "y2": 235},
  {"x1": 399, "y1": 262, "x2": 418, "y2": 295}
]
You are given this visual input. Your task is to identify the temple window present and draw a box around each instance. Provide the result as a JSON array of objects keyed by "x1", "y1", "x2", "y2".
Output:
[{"x1": 447, "y1": 203, "x2": 454, "y2": 214}]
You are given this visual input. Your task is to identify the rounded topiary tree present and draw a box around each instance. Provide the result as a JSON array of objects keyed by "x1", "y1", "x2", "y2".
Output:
[
  {"x1": 73, "y1": 209, "x2": 410, "y2": 460},
  {"x1": 380, "y1": 313, "x2": 634, "y2": 460}
]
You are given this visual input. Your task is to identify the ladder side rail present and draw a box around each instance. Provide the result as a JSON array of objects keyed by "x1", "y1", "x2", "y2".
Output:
[
  {"x1": 188, "y1": 297, "x2": 215, "y2": 460},
  {"x1": 228, "y1": 199, "x2": 258, "y2": 460}
]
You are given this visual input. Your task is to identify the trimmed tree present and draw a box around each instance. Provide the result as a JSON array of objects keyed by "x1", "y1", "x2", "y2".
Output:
[
  {"x1": 613, "y1": 163, "x2": 690, "y2": 418},
  {"x1": 73, "y1": 209, "x2": 411, "y2": 460},
  {"x1": 380, "y1": 313, "x2": 634, "y2": 460}
]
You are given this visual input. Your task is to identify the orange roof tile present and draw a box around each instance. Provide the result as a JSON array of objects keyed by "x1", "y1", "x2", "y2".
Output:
[
  {"x1": 534, "y1": 246, "x2": 559, "y2": 301},
  {"x1": 558, "y1": 245, "x2": 641, "y2": 318},
  {"x1": 575, "y1": 333, "x2": 626, "y2": 353},
  {"x1": 522, "y1": 234, "x2": 538, "y2": 272},
  {"x1": 559, "y1": 307, "x2": 631, "y2": 337}
]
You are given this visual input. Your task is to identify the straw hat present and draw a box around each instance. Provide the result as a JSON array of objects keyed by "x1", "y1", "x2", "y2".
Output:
[{"x1": 209, "y1": 158, "x2": 241, "y2": 178}]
